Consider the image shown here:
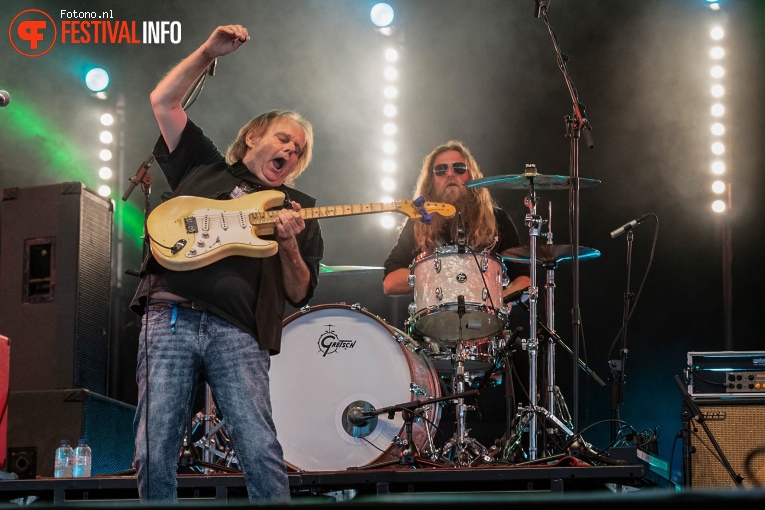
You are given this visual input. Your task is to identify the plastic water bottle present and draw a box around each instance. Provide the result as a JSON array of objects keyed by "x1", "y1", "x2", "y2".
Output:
[
  {"x1": 54, "y1": 439, "x2": 74, "y2": 478},
  {"x1": 72, "y1": 439, "x2": 92, "y2": 478}
]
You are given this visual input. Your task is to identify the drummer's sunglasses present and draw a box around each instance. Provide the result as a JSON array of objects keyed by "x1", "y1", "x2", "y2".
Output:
[{"x1": 433, "y1": 162, "x2": 468, "y2": 176}]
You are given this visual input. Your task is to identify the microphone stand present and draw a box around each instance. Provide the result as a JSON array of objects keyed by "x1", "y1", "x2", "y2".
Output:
[
  {"x1": 674, "y1": 375, "x2": 744, "y2": 488},
  {"x1": 536, "y1": 2, "x2": 594, "y2": 433},
  {"x1": 349, "y1": 390, "x2": 479, "y2": 470},
  {"x1": 610, "y1": 230, "x2": 634, "y2": 440}
]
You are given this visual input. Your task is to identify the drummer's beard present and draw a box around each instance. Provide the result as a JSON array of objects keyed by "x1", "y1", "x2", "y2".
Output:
[{"x1": 428, "y1": 187, "x2": 480, "y2": 246}]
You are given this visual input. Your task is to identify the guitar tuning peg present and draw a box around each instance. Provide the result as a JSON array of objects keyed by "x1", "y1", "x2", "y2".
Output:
[
  {"x1": 413, "y1": 196, "x2": 425, "y2": 207},
  {"x1": 421, "y1": 211, "x2": 432, "y2": 225}
]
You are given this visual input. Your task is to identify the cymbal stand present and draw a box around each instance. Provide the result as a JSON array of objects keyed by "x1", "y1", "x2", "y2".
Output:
[
  {"x1": 541, "y1": 206, "x2": 574, "y2": 450},
  {"x1": 522, "y1": 172, "x2": 543, "y2": 460}
]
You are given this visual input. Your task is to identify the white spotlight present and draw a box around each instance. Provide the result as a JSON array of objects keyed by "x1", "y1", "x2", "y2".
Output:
[
  {"x1": 97, "y1": 185, "x2": 111, "y2": 197},
  {"x1": 711, "y1": 84, "x2": 725, "y2": 98},
  {"x1": 100, "y1": 113, "x2": 114, "y2": 126},
  {"x1": 384, "y1": 67, "x2": 398, "y2": 80},
  {"x1": 99, "y1": 149, "x2": 113, "y2": 161},
  {"x1": 381, "y1": 177, "x2": 396, "y2": 192},
  {"x1": 383, "y1": 104, "x2": 397, "y2": 117},
  {"x1": 711, "y1": 142, "x2": 725, "y2": 155},
  {"x1": 711, "y1": 103, "x2": 724, "y2": 117},
  {"x1": 710, "y1": 65, "x2": 725, "y2": 79},
  {"x1": 710, "y1": 46, "x2": 725, "y2": 59},
  {"x1": 710, "y1": 123, "x2": 725, "y2": 136},
  {"x1": 383, "y1": 141, "x2": 396, "y2": 154},
  {"x1": 384, "y1": 48, "x2": 399, "y2": 62},
  {"x1": 370, "y1": 3, "x2": 394, "y2": 28},
  {"x1": 100, "y1": 131, "x2": 113, "y2": 144},
  {"x1": 710, "y1": 27, "x2": 724, "y2": 41},
  {"x1": 99, "y1": 167, "x2": 113, "y2": 179},
  {"x1": 384, "y1": 85, "x2": 398, "y2": 99},
  {"x1": 712, "y1": 180, "x2": 726, "y2": 194},
  {"x1": 380, "y1": 215, "x2": 396, "y2": 229},
  {"x1": 383, "y1": 122, "x2": 397, "y2": 136},
  {"x1": 382, "y1": 160, "x2": 397, "y2": 173},
  {"x1": 711, "y1": 161, "x2": 726, "y2": 175},
  {"x1": 711, "y1": 200, "x2": 726, "y2": 213}
]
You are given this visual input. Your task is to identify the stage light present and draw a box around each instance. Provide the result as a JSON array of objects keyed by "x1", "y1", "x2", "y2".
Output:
[
  {"x1": 711, "y1": 142, "x2": 725, "y2": 155},
  {"x1": 99, "y1": 167, "x2": 112, "y2": 180},
  {"x1": 85, "y1": 68, "x2": 110, "y2": 92},
  {"x1": 100, "y1": 113, "x2": 114, "y2": 126},
  {"x1": 711, "y1": 161, "x2": 726, "y2": 175},
  {"x1": 710, "y1": 123, "x2": 725, "y2": 136},
  {"x1": 99, "y1": 131, "x2": 113, "y2": 144},
  {"x1": 370, "y1": 4, "x2": 394, "y2": 28},
  {"x1": 380, "y1": 215, "x2": 396, "y2": 229},
  {"x1": 711, "y1": 200, "x2": 726, "y2": 213},
  {"x1": 383, "y1": 122, "x2": 397, "y2": 136},
  {"x1": 97, "y1": 184, "x2": 111, "y2": 197},
  {"x1": 710, "y1": 46, "x2": 724, "y2": 59},
  {"x1": 711, "y1": 84, "x2": 724, "y2": 97},
  {"x1": 385, "y1": 48, "x2": 398, "y2": 62},
  {"x1": 384, "y1": 85, "x2": 398, "y2": 99},
  {"x1": 99, "y1": 149, "x2": 113, "y2": 161},
  {"x1": 383, "y1": 104, "x2": 397, "y2": 117},
  {"x1": 381, "y1": 177, "x2": 396, "y2": 192},
  {"x1": 382, "y1": 160, "x2": 396, "y2": 173},
  {"x1": 711, "y1": 180, "x2": 726, "y2": 194},
  {"x1": 711, "y1": 103, "x2": 724, "y2": 117},
  {"x1": 384, "y1": 67, "x2": 398, "y2": 80},
  {"x1": 710, "y1": 26, "x2": 724, "y2": 40},
  {"x1": 383, "y1": 141, "x2": 396, "y2": 154},
  {"x1": 710, "y1": 65, "x2": 724, "y2": 78}
]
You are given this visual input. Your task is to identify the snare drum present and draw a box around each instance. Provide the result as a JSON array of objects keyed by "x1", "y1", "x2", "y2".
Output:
[
  {"x1": 270, "y1": 303, "x2": 441, "y2": 472},
  {"x1": 410, "y1": 246, "x2": 507, "y2": 344}
]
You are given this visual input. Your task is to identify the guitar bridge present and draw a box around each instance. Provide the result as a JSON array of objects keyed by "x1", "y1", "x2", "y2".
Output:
[{"x1": 184, "y1": 216, "x2": 198, "y2": 233}]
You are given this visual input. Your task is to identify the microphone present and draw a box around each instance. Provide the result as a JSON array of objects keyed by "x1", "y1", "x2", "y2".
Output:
[
  {"x1": 610, "y1": 213, "x2": 650, "y2": 239},
  {"x1": 347, "y1": 406, "x2": 374, "y2": 427},
  {"x1": 0, "y1": 90, "x2": 10, "y2": 107},
  {"x1": 456, "y1": 212, "x2": 466, "y2": 253}
]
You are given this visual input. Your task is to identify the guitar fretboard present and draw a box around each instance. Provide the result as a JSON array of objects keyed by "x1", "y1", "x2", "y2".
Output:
[{"x1": 249, "y1": 202, "x2": 401, "y2": 225}]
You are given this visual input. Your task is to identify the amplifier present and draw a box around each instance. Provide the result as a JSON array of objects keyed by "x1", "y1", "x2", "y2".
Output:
[{"x1": 687, "y1": 351, "x2": 765, "y2": 397}]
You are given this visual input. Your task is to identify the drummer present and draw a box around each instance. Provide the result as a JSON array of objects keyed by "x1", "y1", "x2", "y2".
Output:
[{"x1": 383, "y1": 140, "x2": 530, "y2": 302}]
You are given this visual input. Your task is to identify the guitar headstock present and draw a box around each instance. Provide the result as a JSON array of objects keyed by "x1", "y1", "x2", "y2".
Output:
[{"x1": 395, "y1": 199, "x2": 457, "y2": 223}]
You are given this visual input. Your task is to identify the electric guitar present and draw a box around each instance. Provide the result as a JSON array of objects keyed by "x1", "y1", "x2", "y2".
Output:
[{"x1": 146, "y1": 190, "x2": 456, "y2": 271}]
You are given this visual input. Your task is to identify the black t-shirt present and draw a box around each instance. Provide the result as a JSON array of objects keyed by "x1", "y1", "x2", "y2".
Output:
[{"x1": 383, "y1": 207, "x2": 528, "y2": 283}]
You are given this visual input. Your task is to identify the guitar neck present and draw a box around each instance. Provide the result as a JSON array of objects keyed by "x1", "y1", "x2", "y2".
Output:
[{"x1": 250, "y1": 202, "x2": 404, "y2": 225}]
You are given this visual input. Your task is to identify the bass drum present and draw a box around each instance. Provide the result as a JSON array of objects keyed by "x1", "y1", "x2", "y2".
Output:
[{"x1": 271, "y1": 303, "x2": 441, "y2": 472}]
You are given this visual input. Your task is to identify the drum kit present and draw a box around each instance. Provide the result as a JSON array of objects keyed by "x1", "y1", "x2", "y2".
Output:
[{"x1": 188, "y1": 167, "x2": 605, "y2": 473}]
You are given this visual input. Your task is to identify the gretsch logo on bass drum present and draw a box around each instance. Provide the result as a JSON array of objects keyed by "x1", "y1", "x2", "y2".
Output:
[
  {"x1": 456, "y1": 273, "x2": 467, "y2": 283},
  {"x1": 317, "y1": 324, "x2": 357, "y2": 357}
]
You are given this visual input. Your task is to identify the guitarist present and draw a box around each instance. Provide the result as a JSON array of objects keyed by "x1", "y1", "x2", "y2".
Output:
[{"x1": 129, "y1": 25, "x2": 323, "y2": 504}]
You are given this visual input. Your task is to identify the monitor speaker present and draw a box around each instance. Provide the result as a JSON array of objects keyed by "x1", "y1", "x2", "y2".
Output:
[
  {"x1": 7, "y1": 389, "x2": 135, "y2": 478},
  {"x1": 0, "y1": 182, "x2": 112, "y2": 394}
]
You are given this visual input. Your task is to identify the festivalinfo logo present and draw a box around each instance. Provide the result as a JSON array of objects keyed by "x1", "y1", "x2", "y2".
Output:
[{"x1": 9, "y1": 8, "x2": 181, "y2": 57}]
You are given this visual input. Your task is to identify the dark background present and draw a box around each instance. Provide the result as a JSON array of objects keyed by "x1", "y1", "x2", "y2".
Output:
[{"x1": 1, "y1": 1, "x2": 763, "y2": 484}]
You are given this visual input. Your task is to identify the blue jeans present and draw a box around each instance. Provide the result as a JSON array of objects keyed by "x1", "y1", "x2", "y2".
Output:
[{"x1": 133, "y1": 304, "x2": 290, "y2": 503}]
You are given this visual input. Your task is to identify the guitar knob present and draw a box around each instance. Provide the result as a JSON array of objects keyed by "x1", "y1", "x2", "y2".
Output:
[
  {"x1": 201, "y1": 232, "x2": 210, "y2": 239},
  {"x1": 197, "y1": 240, "x2": 205, "y2": 247}
]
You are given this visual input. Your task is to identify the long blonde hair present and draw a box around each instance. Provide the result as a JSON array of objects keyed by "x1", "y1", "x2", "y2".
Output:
[
  {"x1": 412, "y1": 140, "x2": 497, "y2": 253},
  {"x1": 225, "y1": 109, "x2": 314, "y2": 187}
]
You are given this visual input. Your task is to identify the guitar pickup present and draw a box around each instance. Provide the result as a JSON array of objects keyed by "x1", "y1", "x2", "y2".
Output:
[{"x1": 184, "y1": 216, "x2": 198, "y2": 233}]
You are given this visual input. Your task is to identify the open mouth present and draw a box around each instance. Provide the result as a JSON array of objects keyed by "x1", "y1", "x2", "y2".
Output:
[{"x1": 273, "y1": 157, "x2": 286, "y2": 170}]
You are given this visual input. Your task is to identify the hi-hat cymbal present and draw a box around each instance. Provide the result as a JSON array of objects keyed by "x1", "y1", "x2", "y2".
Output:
[
  {"x1": 501, "y1": 245, "x2": 601, "y2": 266},
  {"x1": 466, "y1": 172, "x2": 600, "y2": 190},
  {"x1": 319, "y1": 263, "x2": 384, "y2": 273}
]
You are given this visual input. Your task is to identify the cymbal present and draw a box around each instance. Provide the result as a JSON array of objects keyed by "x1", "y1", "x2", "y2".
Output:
[
  {"x1": 319, "y1": 263, "x2": 384, "y2": 273},
  {"x1": 501, "y1": 245, "x2": 601, "y2": 266},
  {"x1": 466, "y1": 172, "x2": 600, "y2": 190}
]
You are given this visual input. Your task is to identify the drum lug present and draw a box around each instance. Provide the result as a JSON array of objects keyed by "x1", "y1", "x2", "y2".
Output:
[
  {"x1": 407, "y1": 302, "x2": 416, "y2": 316},
  {"x1": 410, "y1": 382, "x2": 427, "y2": 396},
  {"x1": 481, "y1": 252, "x2": 489, "y2": 272},
  {"x1": 434, "y1": 258, "x2": 441, "y2": 273},
  {"x1": 350, "y1": 303, "x2": 362, "y2": 311},
  {"x1": 435, "y1": 287, "x2": 443, "y2": 301},
  {"x1": 299, "y1": 305, "x2": 311, "y2": 313},
  {"x1": 482, "y1": 288, "x2": 489, "y2": 301},
  {"x1": 407, "y1": 273, "x2": 415, "y2": 287}
]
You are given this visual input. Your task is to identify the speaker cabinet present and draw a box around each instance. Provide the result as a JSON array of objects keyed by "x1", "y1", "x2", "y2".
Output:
[
  {"x1": 688, "y1": 398, "x2": 765, "y2": 488},
  {"x1": 0, "y1": 335, "x2": 8, "y2": 469},
  {"x1": 7, "y1": 389, "x2": 135, "y2": 478},
  {"x1": 0, "y1": 182, "x2": 113, "y2": 394}
]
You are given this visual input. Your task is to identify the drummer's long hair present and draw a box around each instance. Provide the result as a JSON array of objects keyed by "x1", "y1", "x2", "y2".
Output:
[{"x1": 411, "y1": 141, "x2": 497, "y2": 254}]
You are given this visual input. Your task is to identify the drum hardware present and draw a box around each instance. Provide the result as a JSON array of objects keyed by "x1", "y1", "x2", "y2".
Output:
[{"x1": 347, "y1": 389, "x2": 478, "y2": 470}]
